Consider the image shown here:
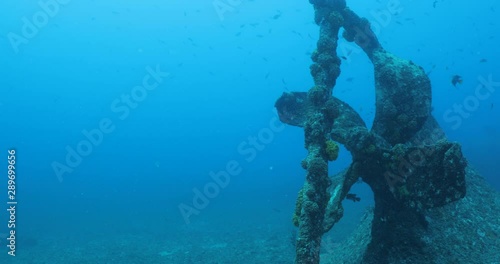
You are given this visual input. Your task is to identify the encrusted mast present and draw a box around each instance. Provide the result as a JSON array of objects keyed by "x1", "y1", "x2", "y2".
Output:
[{"x1": 275, "y1": 0, "x2": 467, "y2": 263}]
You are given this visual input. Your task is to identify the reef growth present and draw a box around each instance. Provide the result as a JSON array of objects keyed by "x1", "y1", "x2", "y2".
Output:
[{"x1": 274, "y1": 1, "x2": 470, "y2": 263}]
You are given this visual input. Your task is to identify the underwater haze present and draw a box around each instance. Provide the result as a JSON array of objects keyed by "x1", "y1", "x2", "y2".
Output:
[{"x1": 0, "y1": 0, "x2": 499, "y2": 263}]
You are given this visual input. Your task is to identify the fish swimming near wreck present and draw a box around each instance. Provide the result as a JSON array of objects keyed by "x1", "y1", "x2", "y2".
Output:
[
  {"x1": 451, "y1": 75, "x2": 463, "y2": 87},
  {"x1": 346, "y1": 193, "x2": 361, "y2": 202}
]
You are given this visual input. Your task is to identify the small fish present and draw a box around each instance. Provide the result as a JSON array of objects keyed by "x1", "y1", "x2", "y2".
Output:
[
  {"x1": 480, "y1": 58, "x2": 487, "y2": 63},
  {"x1": 425, "y1": 64, "x2": 436, "y2": 76},
  {"x1": 346, "y1": 193, "x2": 361, "y2": 202},
  {"x1": 451, "y1": 75, "x2": 463, "y2": 87},
  {"x1": 340, "y1": 56, "x2": 347, "y2": 60},
  {"x1": 346, "y1": 77, "x2": 354, "y2": 82}
]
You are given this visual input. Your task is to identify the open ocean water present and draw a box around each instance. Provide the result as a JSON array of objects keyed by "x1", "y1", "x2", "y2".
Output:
[{"x1": 0, "y1": 0, "x2": 499, "y2": 263}]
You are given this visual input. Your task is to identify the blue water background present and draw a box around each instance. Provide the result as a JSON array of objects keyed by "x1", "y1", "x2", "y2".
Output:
[{"x1": 0, "y1": 0, "x2": 498, "y2": 259}]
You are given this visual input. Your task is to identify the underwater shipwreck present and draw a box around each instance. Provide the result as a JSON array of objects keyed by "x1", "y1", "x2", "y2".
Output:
[{"x1": 274, "y1": 0, "x2": 500, "y2": 263}]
